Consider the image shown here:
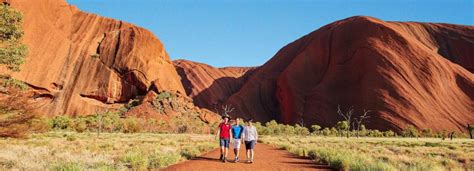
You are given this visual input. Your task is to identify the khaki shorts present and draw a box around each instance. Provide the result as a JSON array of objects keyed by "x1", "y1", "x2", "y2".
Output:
[{"x1": 232, "y1": 139, "x2": 241, "y2": 149}]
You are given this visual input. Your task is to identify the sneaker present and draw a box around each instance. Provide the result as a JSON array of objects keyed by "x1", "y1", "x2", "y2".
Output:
[
  {"x1": 235, "y1": 157, "x2": 239, "y2": 163},
  {"x1": 219, "y1": 154, "x2": 223, "y2": 161},
  {"x1": 223, "y1": 157, "x2": 227, "y2": 163},
  {"x1": 250, "y1": 159, "x2": 254, "y2": 164}
]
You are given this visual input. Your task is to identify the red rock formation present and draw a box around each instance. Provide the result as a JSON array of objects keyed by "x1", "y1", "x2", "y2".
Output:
[
  {"x1": 1, "y1": 0, "x2": 185, "y2": 116},
  {"x1": 2, "y1": 0, "x2": 472, "y2": 133},
  {"x1": 124, "y1": 91, "x2": 220, "y2": 125},
  {"x1": 225, "y1": 16, "x2": 473, "y2": 132},
  {"x1": 173, "y1": 59, "x2": 256, "y2": 110}
]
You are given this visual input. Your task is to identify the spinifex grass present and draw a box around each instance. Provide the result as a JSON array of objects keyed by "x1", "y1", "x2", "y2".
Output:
[
  {"x1": 261, "y1": 136, "x2": 474, "y2": 170},
  {"x1": 0, "y1": 132, "x2": 216, "y2": 170}
]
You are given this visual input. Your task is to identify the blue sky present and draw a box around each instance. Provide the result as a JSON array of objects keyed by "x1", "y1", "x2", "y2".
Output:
[{"x1": 67, "y1": 0, "x2": 473, "y2": 67}]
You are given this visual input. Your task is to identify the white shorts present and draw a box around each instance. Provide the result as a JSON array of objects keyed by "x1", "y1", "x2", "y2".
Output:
[{"x1": 232, "y1": 139, "x2": 241, "y2": 149}]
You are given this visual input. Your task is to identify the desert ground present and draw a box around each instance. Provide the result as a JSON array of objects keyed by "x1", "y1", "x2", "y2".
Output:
[
  {"x1": 1, "y1": 131, "x2": 472, "y2": 170},
  {"x1": 0, "y1": 0, "x2": 473, "y2": 170}
]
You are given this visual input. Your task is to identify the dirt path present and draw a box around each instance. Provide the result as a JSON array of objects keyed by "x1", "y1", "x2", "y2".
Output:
[{"x1": 163, "y1": 143, "x2": 333, "y2": 171}]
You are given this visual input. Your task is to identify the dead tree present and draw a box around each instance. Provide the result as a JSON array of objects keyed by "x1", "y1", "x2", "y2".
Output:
[
  {"x1": 337, "y1": 105, "x2": 354, "y2": 138},
  {"x1": 354, "y1": 109, "x2": 371, "y2": 138},
  {"x1": 96, "y1": 110, "x2": 104, "y2": 137},
  {"x1": 468, "y1": 124, "x2": 473, "y2": 139},
  {"x1": 214, "y1": 104, "x2": 235, "y2": 118}
]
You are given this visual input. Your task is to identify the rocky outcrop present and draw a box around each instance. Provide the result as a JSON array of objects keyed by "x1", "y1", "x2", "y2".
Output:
[
  {"x1": 173, "y1": 59, "x2": 256, "y2": 110},
  {"x1": 2, "y1": 0, "x2": 472, "y2": 133},
  {"x1": 2, "y1": 0, "x2": 185, "y2": 116},
  {"x1": 225, "y1": 16, "x2": 473, "y2": 132},
  {"x1": 124, "y1": 91, "x2": 220, "y2": 125}
]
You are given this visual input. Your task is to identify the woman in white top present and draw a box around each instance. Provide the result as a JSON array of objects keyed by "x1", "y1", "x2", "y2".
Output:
[{"x1": 242, "y1": 119, "x2": 258, "y2": 163}]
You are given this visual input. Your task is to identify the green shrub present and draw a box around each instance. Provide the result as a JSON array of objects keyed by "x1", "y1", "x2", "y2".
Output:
[
  {"x1": 254, "y1": 122, "x2": 269, "y2": 135},
  {"x1": 91, "y1": 54, "x2": 100, "y2": 58},
  {"x1": 2, "y1": 77, "x2": 27, "y2": 90},
  {"x1": 50, "y1": 115, "x2": 72, "y2": 130},
  {"x1": 121, "y1": 150, "x2": 148, "y2": 170},
  {"x1": 156, "y1": 91, "x2": 173, "y2": 101},
  {"x1": 306, "y1": 148, "x2": 394, "y2": 170},
  {"x1": 367, "y1": 129, "x2": 384, "y2": 137},
  {"x1": 94, "y1": 164, "x2": 116, "y2": 171},
  {"x1": 29, "y1": 117, "x2": 51, "y2": 133},
  {"x1": 311, "y1": 125, "x2": 321, "y2": 134},
  {"x1": 402, "y1": 125, "x2": 419, "y2": 138},
  {"x1": 66, "y1": 134, "x2": 77, "y2": 141},
  {"x1": 122, "y1": 117, "x2": 142, "y2": 133},
  {"x1": 148, "y1": 152, "x2": 181, "y2": 169},
  {"x1": 421, "y1": 128, "x2": 434, "y2": 137},
  {"x1": 180, "y1": 147, "x2": 200, "y2": 159},
  {"x1": 71, "y1": 118, "x2": 87, "y2": 133},
  {"x1": 97, "y1": 111, "x2": 121, "y2": 132},
  {"x1": 424, "y1": 142, "x2": 441, "y2": 147},
  {"x1": 50, "y1": 161, "x2": 82, "y2": 171},
  {"x1": 336, "y1": 121, "x2": 349, "y2": 137},
  {"x1": 383, "y1": 130, "x2": 396, "y2": 137},
  {"x1": 294, "y1": 124, "x2": 310, "y2": 136},
  {"x1": 321, "y1": 128, "x2": 331, "y2": 136},
  {"x1": 196, "y1": 143, "x2": 214, "y2": 153},
  {"x1": 124, "y1": 99, "x2": 140, "y2": 110}
]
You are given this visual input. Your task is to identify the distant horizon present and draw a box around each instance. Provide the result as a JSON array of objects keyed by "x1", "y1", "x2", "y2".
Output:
[{"x1": 67, "y1": 0, "x2": 473, "y2": 67}]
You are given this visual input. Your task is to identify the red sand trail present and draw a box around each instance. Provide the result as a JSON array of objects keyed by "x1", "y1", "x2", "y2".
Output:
[{"x1": 163, "y1": 143, "x2": 333, "y2": 171}]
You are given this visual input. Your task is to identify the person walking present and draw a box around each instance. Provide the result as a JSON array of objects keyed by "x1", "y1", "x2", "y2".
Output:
[
  {"x1": 216, "y1": 114, "x2": 232, "y2": 163},
  {"x1": 242, "y1": 119, "x2": 258, "y2": 163},
  {"x1": 231, "y1": 118, "x2": 244, "y2": 163}
]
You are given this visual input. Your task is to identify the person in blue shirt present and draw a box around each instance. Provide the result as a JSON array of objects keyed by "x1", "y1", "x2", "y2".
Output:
[{"x1": 231, "y1": 118, "x2": 244, "y2": 162}]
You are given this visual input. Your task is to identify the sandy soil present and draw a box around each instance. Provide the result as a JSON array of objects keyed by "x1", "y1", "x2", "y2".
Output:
[{"x1": 163, "y1": 143, "x2": 333, "y2": 171}]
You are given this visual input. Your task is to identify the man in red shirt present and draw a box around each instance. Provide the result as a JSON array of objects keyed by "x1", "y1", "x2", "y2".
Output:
[{"x1": 216, "y1": 114, "x2": 232, "y2": 163}]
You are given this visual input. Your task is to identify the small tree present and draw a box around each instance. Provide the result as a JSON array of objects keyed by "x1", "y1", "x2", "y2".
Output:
[
  {"x1": 336, "y1": 121, "x2": 349, "y2": 137},
  {"x1": 353, "y1": 110, "x2": 370, "y2": 138},
  {"x1": 421, "y1": 128, "x2": 434, "y2": 137},
  {"x1": 0, "y1": 4, "x2": 28, "y2": 72},
  {"x1": 337, "y1": 105, "x2": 353, "y2": 138},
  {"x1": 310, "y1": 125, "x2": 321, "y2": 135},
  {"x1": 402, "y1": 125, "x2": 419, "y2": 138}
]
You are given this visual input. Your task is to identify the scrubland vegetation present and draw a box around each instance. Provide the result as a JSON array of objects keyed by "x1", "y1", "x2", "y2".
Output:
[
  {"x1": 0, "y1": 132, "x2": 215, "y2": 170},
  {"x1": 254, "y1": 120, "x2": 469, "y2": 138},
  {"x1": 46, "y1": 109, "x2": 211, "y2": 135},
  {"x1": 260, "y1": 136, "x2": 474, "y2": 170},
  {"x1": 254, "y1": 118, "x2": 473, "y2": 170}
]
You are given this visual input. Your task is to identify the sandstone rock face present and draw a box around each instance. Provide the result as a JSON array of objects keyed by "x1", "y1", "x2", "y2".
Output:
[
  {"x1": 2, "y1": 0, "x2": 185, "y2": 116},
  {"x1": 224, "y1": 16, "x2": 473, "y2": 132},
  {"x1": 2, "y1": 0, "x2": 472, "y2": 133},
  {"x1": 124, "y1": 91, "x2": 220, "y2": 125},
  {"x1": 173, "y1": 59, "x2": 256, "y2": 110}
]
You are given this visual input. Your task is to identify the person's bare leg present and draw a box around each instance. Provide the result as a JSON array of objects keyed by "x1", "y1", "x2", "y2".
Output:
[
  {"x1": 233, "y1": 148, "x2": 237, "y2": 161},
  {"x1": 234, "y1": 147, "x2": 240, "y2": 162},
  {"x1": 220, "y1": 146, "x2": 224, "y2": 160},
  {"x1": 250, "y1": 149, "x2": 254, "y2": 163},
  {"x1": 224, "y1": 147, "x2": 228, "y2": 159},
  {"x1": 246, "y1": 149, "x2": 250, "y2": 162}
]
